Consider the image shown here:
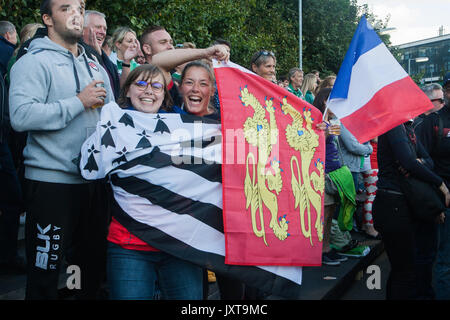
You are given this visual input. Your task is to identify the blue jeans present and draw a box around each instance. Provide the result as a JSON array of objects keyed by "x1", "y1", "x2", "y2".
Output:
[
  {"x1": 107, "y1": 242, "x2": 203, "y2": 300},
  {"x1": 435, "y1": 209, "x2": 450, "y2": 300}
]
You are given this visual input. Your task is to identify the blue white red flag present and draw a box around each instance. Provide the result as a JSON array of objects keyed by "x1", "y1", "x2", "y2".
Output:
[{"x1": 327, "y1": 16, "x2": 434, "y2": 143}]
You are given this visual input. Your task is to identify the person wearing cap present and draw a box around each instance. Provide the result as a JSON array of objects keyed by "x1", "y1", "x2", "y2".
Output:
[{"x1": 415, "y1": 75, "x2": 450, "y2": 300}]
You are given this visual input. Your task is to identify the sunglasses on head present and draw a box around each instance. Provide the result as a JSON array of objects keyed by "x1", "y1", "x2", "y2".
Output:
[
  {"x1": 253, "y1": 50, "x2": 275, "y2": 63},
  {"x1": 134, "y1": 80, "x2": 164, "y2": 93},
  {"x1": 431, "y1": 98, "x2": 445, "y2": 104}
]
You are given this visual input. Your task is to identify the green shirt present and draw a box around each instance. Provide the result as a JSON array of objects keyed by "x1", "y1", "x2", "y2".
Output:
[
  {"x1": 305, "y1": 90, "x2": 315, "y2": 104},
  {"x1": 117, "y1": 59, "x2": 139, "y2": 75},
  {"x1": 287, "y1": 84, "x2": 304, "y2": 99}
]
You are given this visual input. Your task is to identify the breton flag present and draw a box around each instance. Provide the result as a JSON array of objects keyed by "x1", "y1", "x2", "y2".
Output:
[
  {"x1": 79, "y1": 102, "x2": 303, "y2": 299},
  {"x1": 214, "y1": 60, "x2": 325, "y2": 266},
  {"x1": 327, "y1": 15, "x2": 434, "y2": 143}
]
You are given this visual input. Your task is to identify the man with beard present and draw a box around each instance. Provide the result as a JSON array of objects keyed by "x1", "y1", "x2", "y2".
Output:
[{"x1": 9, "y1": 0, "x2": 114, "y2": 299}]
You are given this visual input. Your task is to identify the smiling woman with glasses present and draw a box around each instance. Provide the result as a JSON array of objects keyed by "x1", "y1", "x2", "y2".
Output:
[
  {"x1": 117, "y1": 64, "x2": 173, "y2": 113},
  {"x1": 94, "y1": 63, "x2": 208, "y2": 300},
  {"x1": 250, "y1": 49, "x2": 277, "y2": 82},
  {"x1": 133, "y1": 80, "x2": 164, "y2": 93}
]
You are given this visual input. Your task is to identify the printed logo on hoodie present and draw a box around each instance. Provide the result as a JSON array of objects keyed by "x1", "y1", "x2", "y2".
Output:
[{"x1": 88, "y1": 61, "x2": 99, "y2": 72}]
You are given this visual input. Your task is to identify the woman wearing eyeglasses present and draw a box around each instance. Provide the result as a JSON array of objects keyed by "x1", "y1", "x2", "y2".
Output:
[
  {"x1": 87, "y1": 64, "x2": 204, "y2": 300},
  {"x1": 250, "y1": 50, "x2": 277, "y2": 82}
]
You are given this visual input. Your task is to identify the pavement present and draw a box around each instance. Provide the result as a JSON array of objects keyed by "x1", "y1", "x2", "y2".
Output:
[{"x1": 0, "y1": 220, "x2": 384, "y2": 300}]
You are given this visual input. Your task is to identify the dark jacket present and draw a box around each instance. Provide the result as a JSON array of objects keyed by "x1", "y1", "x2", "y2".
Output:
[
  {"x1": 81, "y1": 41, "x2": 120, "y2": 100},
  {"x1": 377, "y1": 122, "x2": 443, "y2": 193},
  {"x1": 0, "y1": 71, "x2": 9, "y2": 143},
  {"x1": 415, "y1": 105, "x2": 450, "y2": 184},
  {"x1": 0, "y1": 35, "x2": 16, "y2": 77}
]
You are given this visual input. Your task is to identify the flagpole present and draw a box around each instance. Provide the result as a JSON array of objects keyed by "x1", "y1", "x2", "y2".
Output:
[{"x1": 299, "y1": 0, "x2": 302, "y2": 70}]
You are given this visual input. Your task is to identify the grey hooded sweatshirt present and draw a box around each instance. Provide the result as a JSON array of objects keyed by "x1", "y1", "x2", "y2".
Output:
[{"x1": 9, "y1": 36, "x2": 114, "y2": 184}]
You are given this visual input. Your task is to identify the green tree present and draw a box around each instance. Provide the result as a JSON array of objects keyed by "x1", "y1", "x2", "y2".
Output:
[{"x1": 2, "y1": 0, "x2": 392, "y2": 79}]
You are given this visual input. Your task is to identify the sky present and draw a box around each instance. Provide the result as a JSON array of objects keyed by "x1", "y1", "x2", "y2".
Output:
[{"x1": 357, "y1": 0, "x2": 450, "y2": 46}]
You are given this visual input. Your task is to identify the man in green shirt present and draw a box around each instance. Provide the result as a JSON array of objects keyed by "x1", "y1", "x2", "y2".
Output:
[{"x1": 286, "y1": 67, "x2": 304, "y2": 100}]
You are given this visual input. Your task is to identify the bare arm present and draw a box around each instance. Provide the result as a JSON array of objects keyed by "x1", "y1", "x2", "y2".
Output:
[{"x1": 151, "y1": 45, "x2": 230, "y2": 84}]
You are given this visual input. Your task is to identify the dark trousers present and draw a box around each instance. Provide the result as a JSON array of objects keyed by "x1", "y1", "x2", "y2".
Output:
[
  {"x1": 216, "y1": 274, "x2": 245, "y2": 300},
  {"x1": 374, "y1": 190, "x2": 439, "y2": 300},
  {"x1": 0, "y1": 142, "x2": 23, "y2": 263},
  {"x1": 24, "y1": 179, "x2": 110, "y2": 300},
  {"x1": 373, "y1": 190, "x2": 417, "y2": 299},
  {"x1": 414, "y1": 214, "x2": 439, "y2": 299}
]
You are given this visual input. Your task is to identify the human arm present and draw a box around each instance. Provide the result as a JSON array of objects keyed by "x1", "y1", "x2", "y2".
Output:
[
  {"x1": 339, "y1": 123, "x2": 372, "y2": 156},
  {"x1": 415, "y1": 114, "x2": 437, "y2": 156},
  {"x1": 119, "y1": 39, "x2": 141, "y2": 88},
  {"x1": 386, "y1": 125, "x2": 443, "y2": 188},
  {"x1": 151, "y1": 45, "x2": 230, "y2": 84},
  {"x1": 9, "y1": 58, "x2": 106, "y2": 132},
  {"x1": 439, "y1": 183, "x2": 450, "y2": 207},
  {"x1": 416, "y1": 128, "x2": 450, "y2": 206}
]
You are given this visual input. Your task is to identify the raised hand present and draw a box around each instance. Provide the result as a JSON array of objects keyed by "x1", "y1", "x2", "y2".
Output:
[
  {"x1": 206, "y1": 44, "x2": 230, "y2": 62},
  {"x1": 123, "y1": 39, "x2": 140, "y2": 63}
]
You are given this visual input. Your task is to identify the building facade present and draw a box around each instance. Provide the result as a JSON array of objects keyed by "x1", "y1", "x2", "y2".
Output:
[{"x1": 397, "y1": 33, "x2": 450, "y2": 84}]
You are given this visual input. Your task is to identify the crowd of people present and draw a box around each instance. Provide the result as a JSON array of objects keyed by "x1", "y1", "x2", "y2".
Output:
[{"x1": 0, "y1": 0, "x2": 450, "y2": 301}]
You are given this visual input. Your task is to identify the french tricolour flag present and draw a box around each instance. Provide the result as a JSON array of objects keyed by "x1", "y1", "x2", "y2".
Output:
[{"x1": 327, "y1": 16, "x2": 434, "y2": 143}]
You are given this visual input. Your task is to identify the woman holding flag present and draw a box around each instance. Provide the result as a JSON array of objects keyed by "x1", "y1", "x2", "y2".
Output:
[
  {"x1": 80, "y1": 64, "x2": 207, "y2": 300},
  {"x1": 178, "y1": 60, "x2": 249, "y2": 299}
]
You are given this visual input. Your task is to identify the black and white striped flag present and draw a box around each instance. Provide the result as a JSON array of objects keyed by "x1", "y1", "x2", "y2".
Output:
[{"x1": 80, "y1": 102, "x2": 303, "y2": 299}]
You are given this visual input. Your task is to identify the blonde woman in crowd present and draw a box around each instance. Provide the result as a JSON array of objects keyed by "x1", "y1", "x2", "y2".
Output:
[
  {"x1": 110, "y1": 26, "x2": 140, "y2": 75},
  {"x1": 301, "y1": 73, "x2": 318, "y2": 104}
]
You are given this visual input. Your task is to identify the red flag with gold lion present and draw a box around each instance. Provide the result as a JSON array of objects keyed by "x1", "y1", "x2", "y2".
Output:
[{"x1": 214, "y1": 61, "x2": 325, "y2": 266}]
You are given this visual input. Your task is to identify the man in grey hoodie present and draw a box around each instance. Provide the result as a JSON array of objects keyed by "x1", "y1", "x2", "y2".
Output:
[{"x1": 9, "y1": 0, "x2": 114, "y2": 299}]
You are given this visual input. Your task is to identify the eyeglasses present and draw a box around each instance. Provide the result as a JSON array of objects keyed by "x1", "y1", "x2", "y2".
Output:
[
  {"x1": 431, "y1": 98, "x2": 445, "y2": 104},
  {"x1": 253, "y1": 50, "x2": 275, "y2": 63},
  {"x1": 134, "y1": 80, "x2": 164, "y2": 93}
]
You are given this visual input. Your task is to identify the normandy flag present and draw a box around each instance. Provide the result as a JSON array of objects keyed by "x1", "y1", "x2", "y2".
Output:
[
  {"x1": 79, "y1": 102, "x2": 305, "y2": 299},
  {"x1": 214, "y1": 60, "x2": 325, "y2": 266}
]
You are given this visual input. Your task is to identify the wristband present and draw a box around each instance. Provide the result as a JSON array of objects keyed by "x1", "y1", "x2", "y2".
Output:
[{"x1": 122, "y1": 62, "x2": 131, "y2": 68}]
